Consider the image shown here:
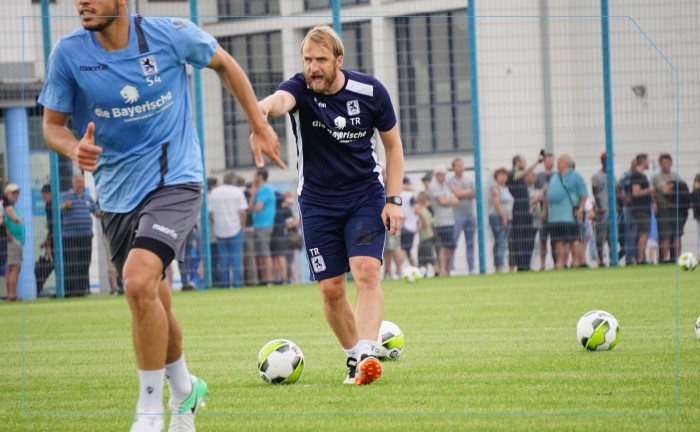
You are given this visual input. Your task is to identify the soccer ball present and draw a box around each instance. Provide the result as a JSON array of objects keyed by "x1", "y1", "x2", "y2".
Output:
[
  {"x1": 695, "y1": 316, "x2": 700, "y2": 341},
  {"x1": 376, "y1": 320, "x2": 405, "y2": 360},
  {"x1": 401, "y1": 266, "x2": 423, "y2": 283},
  {"x1": 678, "y1": 252, "x2": 698, "y2": 271},
  {"x1": 257, "y1": 339, "x2": 305, "y2": 384},
  {"x1": 576, "y1": 310, "x2": 620, "y2": 351}
]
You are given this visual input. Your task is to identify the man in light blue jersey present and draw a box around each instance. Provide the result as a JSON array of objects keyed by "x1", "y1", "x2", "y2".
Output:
[
  {"x1": 39, "y1": 1, "x2": 283, "y2": 431},
  {"x1": 259, "y1": 25, "x2": 405, "y2": 386}
]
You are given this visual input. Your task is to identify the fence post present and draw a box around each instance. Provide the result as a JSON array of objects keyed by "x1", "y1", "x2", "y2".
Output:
[
  {"x1": 600, "y1": 0, "x2": 619, "y2": 266},
  {"x1": 332, "y1": 0, "x2": 342, "y2": 37},
  {"x1": 41, "y1": 0, "x2": 66, "y2": 298},
  {"x1": 468, "y1": 0, "x2": 486, "y2": 274},
  {"x1": 189, "y1": 0, "x2": 213, "y2": 288}
]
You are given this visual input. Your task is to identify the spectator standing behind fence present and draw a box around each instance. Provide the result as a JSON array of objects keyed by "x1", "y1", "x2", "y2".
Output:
[
  {"x1": 652, "y1": 153, "x2": 682, "y2": 263},
  {"x1": 61, "y1": 174, "x2": 103, "y2": 296},
  {"x1": 283, "y1": 190, "x2": 302, "y2": 285},
  {"x1": 542, "y1": 154, "x2": 587, "y2": 269},
  {"x1": 618, "y1": 158, "x2": 637, "y2": 265},
  {"x1": 507, "y1": 153, "x2": 543, "y2": 272},
  {"x1": 692, "y1": 174, "x2": 700, "y2": 255},
  {"x1": 447, "y1": 157, "x2": 476, "y2": 275},
  {"x1": 383, "y1": 169, "x2": 405, "y2": 280},
  {"x1": 35, "y1": 184, "x2": 56, "y2": 295},
  {"x1": 206, "y1": 177, "x2": 222, "y2": 287},
  {"x1": 271, "y1": 191, "x2": 293, "y2": 284},
  {"x1": 243, "y1": 182, "x2": 259, "y2": 287},
  {"x1": 489, "y1": 168, "x2": 514, "y2": 273},
  {"x1": 3, "y1": 184, "x2": 22, "y2": 301},
  {"x1": 209, "y1": 171, "x2": 248, "y2": 288},
  {"x1": 591, "y1": 152, "x2": 609, "y2": 267},
  {"x1": 250, "y1": 168, "x2": 276, "y2": 286},
  {"x1": 400, "y1": 177, "x2": 418, "y2": 267},
  {"x1": 415, "y1": 191, "x2": 437, "y2": 277},
  {"x1": 526, "y1": 170, "x2": 544, "y2": 268},
  {"x1": 0, "y1": 188, "x2": 6, "y2": 272},
  {"x1": 630, "y1": 153, "x2": 656, "y2": 265},
  {"x1": 40, "y1": 184, "x2": 54, "y2": 261},
  {"x1": 429, "y1": 166, "x2": 458, "y2": 276},
  {"x1": 535, "y1": 152, "x2": 555, "y2": 270},
  {"x1": 421, "y1": 171, "x2": 433, "y2": 194}
]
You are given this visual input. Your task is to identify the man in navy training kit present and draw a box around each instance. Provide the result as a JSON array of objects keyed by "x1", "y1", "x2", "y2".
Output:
[
  {"x1": 38, "y1": 1, "x2": 283, "y2": 431},
  {"x1": 259, "y1": 25, "x2": 405, "y2": 385}
]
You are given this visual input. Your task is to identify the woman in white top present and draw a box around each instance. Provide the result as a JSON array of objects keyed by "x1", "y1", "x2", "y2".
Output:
[{"x1": 489, "y1": 168, "x2": 514, "y2": 272}]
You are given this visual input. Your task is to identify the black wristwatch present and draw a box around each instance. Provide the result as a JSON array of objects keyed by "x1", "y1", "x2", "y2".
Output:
[{"x1": 386, "y1": 196, "x2": 402, "y2": 206}]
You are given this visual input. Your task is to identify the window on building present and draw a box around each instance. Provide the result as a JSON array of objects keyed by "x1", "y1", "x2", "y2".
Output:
[
  {"x1": 219, "y1": 32, "x2": 285, "y2": 168},
  {"x1": 218, "y1": 0, "x2": 280, "y2": 20},
  {"x1": 304, "y1": 0, "x2": 369, "y2": 11},
  {"x1": 395, "y1": 10, "x2": 472, "y2": 155},
  {"x1": 338, "y1": 21, "x2": 373, "y2": 74}
]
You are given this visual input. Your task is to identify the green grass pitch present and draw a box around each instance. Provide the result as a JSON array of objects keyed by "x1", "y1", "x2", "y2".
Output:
[{"x1": 2, "y1": 265, "x2": 699, "y2": 431}]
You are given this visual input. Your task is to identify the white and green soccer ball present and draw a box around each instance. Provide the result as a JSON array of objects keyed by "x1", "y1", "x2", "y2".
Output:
[
  {"x1": 695, "y1": 316, "x2": 700, "y2": 341},
  {"x1": 257, "y1": 339, "x2": 304, "y2": 384},
  {"x1": 401, "y1": 265, "x2": 423, "y2": 283},
  {"x1": 576, "y1": 310, "x2": 620, "y2": 351},
  {"x1": 678, "y1": 252, "x2": 698, "y2": 271},
  {"x1": 376, "y1": 320, "x2": 405, "y2": 360}
]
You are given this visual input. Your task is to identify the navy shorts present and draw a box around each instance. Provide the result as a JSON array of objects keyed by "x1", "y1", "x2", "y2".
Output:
[
  {"x1": 549, "y1": 222, "x2": 579, "y2": 244},
  {"x1": 102, "y1": 183, "x2": 202, "y2": 278},
  {"x1": 299, "y1": 191, "x2": 386, "y2": 281},
  {"x1": 435, "y1": 225, "x2": 457, "y2": 249}
]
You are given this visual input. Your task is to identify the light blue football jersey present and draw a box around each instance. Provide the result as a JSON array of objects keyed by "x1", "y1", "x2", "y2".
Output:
[{"x1": 38, "y1": 15, "x2": 217, "y2": 212}]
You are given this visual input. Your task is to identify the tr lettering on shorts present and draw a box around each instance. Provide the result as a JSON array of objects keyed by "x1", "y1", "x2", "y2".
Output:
[{"x1": 309, "y1": 247, "x2": 326, "y2": 273}]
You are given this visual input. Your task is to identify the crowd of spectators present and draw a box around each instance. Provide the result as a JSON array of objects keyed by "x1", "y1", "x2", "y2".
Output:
[
  {"x1": 396, "y1": 151, "x2": 700, "y2": 277},
  {"x1": 3, "y1": 152, "x2": 700, "y2": 299}
]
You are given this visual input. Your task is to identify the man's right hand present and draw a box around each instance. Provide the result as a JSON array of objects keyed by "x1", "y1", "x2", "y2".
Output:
[
  {"x1": 250, "y1": 124, "x2": 285, "y2": 169},
  {"x1": 72, "y1": 122, "x2": 102, "y2": 172}
]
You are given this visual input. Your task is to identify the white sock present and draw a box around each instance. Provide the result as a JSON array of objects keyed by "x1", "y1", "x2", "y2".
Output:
[
  {"x1": 357, "y1": 339, "x2": 378, "y2": 357},
  {"x1": 344, "y1": 340, "x2": 378, "y2": 359},
  {"x1": 343, "y1": 342, "x2": 361, "y2": 360},
  {"x1": 136, "y1": 369, "x2": 165, "y2": 414},
  {"x1": 165, "y1": 354, "x2": 192, "y2": 402}
]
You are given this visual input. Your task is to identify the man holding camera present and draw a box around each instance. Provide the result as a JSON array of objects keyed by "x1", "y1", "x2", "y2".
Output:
[{"x1": 507, "y1": 152, "x2": 545, "y2": 271}]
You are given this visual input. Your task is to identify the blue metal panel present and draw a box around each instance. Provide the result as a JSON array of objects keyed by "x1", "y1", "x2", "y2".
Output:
[
  {"x1": 468, "y1": 0, "x2": 486, "y2": 274},
  {"x1": 600, "y1": 0, "x2": 619, "y2": 266},
  {"x1": 41, "y1": 0, "x2": 66, "y2": 298},
  {"x1": 332, "y1": 0, "x2": 342, "y2": 37},
  {"x1": 5, "y1": 108, "x2": 37, "y2": 299},
  {"x1": 190, "y1": 0, "x2": 213, "y2": 288}
]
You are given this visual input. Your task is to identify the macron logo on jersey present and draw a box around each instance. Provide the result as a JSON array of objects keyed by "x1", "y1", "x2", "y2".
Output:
[{"x1": 79, "y1": 63, "x2": 109, "y2": 72}]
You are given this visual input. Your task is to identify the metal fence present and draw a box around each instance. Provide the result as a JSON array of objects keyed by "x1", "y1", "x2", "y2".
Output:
[{"x1": 1, "y1": 0, "x2": 697, "y2": 299}]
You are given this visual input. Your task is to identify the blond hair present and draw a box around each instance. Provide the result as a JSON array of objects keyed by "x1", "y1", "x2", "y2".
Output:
[{"x1": 300, "y1": 25, "x2": 344, "y2": 58}]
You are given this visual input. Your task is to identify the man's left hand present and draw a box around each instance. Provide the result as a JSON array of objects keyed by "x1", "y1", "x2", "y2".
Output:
[{"x1": 382, "y1": 204, "x2": 404, "y2": 236}]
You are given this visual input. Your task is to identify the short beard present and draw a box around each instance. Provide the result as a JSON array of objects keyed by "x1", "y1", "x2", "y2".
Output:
[
  {"x1": 82, "y1": 15, "x2": 118, "y2": 32},
  {"x1": 304, "y1": 67, "x2": 338, "y2": 94},
  {"x1": 81, "y1": 3, "x2": 122, "y2": 32}
]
